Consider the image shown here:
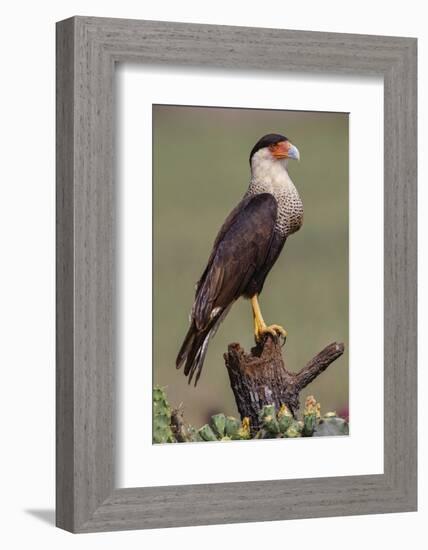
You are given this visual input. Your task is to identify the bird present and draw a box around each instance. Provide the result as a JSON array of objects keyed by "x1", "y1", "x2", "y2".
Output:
[{"x1": 176, "y1": 133, "x2": 303, "y2": 386}]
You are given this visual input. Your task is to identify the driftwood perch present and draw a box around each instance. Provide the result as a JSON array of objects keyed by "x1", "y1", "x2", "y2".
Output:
[{"x1": 224, "y1": 336, "x2": 344, "y2": 433}]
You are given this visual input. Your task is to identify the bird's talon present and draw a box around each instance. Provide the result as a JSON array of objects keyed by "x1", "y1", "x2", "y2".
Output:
[
  {"x1": 255, "y1": 324, "x2": 288, "y2": 343},
  {"x1": 268, "y1": 324, "x2": 287, "y2": 339}
]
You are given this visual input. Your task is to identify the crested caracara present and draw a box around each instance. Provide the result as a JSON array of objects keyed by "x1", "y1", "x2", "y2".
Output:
[{"x1": 176, "y1": 134, "x2": 302, "y2": 385}]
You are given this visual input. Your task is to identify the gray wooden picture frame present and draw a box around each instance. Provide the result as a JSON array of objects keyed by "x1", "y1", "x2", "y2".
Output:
[{"x1": 56, "y1": 16, "x2": 417, "y2": 533}]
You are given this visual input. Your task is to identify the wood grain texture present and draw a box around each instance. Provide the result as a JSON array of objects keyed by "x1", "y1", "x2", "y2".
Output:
[
  {"x1": 56, "y1": 18, "x2": 75, "y2": 532},
  {"x1": 224, "y1": 337, "x2": 344, "y2": 430},
  {"x1": 56, "y1": 16, "x2": 417, "y2": 533}
]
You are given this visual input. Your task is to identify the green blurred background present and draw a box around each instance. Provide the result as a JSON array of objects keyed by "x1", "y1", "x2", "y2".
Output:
[{"x1": 153, "y1": 105, "x2": 349, "y2": 428}]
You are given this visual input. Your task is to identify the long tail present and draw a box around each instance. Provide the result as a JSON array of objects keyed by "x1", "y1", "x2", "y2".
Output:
[{"x1": 175, "y1": 321, "x2": 214, "y2": 386}]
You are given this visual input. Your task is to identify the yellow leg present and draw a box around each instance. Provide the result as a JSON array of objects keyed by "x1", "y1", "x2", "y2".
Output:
[{"x1": 251, "y1": 295, "x2": 287, "y2": 342}]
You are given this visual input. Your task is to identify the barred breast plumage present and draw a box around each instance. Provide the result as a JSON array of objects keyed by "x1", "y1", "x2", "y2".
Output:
[{"x1": 245, "y1": 172, "x2": 303, "y2": 237}]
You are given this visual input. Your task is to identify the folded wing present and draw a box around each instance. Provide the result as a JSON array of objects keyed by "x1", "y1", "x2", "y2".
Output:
[{"x1": 176, "y1": 193, "x2": 277, "y2": 385}]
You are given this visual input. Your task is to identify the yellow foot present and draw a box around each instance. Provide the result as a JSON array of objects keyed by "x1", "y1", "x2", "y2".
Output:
[
  {"x1": 251, "y1": 295, "x2": 288, "y2": 343},
  {"x1": 255, "y1": 323, "x2": 287, "y2": 342}
]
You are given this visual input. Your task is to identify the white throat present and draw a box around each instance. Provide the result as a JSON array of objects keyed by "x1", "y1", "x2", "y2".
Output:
[{"x1": 249, "y1": 148, "x2": 293, "y2": 193}]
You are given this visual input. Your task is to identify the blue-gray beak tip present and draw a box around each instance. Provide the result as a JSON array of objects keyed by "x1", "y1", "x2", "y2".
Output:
[{"x1": 288, "y1": 144, "x2": 300, "y2": 161}]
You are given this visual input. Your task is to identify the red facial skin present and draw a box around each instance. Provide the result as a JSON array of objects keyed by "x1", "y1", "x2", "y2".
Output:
[{"x1": 269, "y1": 140, "x2": 291, "y2": 160}]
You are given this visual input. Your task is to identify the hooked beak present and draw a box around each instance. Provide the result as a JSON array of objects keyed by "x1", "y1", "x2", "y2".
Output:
[
  {"x1": 270, "y1": 139, "x2": 301, "y2": 161},
  {"x1": 287, "y1": 143, "x2": 300, "y2": 161}
]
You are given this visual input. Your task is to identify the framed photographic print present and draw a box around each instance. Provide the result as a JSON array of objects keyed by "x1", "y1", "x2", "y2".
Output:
[{"x1": 56, "y1": 16, "x2": 417, "y2": 532}]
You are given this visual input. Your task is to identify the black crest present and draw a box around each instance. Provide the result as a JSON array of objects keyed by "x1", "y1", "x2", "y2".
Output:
[{"x1": 249, "y1": 133, "x2": 288, "y2": 163}]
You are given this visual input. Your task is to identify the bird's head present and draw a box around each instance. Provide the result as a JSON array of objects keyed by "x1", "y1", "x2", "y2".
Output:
[{"x1": 249, "y1": 134, "x2": 300, "y2": 171}]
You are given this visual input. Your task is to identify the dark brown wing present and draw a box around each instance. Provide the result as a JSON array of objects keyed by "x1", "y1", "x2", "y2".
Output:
[
  {"x1": 195, "y1": 194, "x2": 259, "y2": 294},
  {"x1": 193, "y1": 193, "x2": 277, "y2": 329},
  {"x1": 176, "y1": 193, "x2": 277, "y2": 385}
]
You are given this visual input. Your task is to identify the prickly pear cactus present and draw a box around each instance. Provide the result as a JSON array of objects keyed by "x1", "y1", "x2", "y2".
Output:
[
  {"x1": 254, "y1": 396, "x2": 348, "y2": 439},
  {"x1": 152, "y1": 388, "x2": 348, "y2": 443},
  {"x1": 313, "y1": 411, "x2": 349, "y2": 436},
  {"x1": 153, "y1": 386, "x2": 175, "y2": 443},
  {"x1": 198, "y1": 413, "x2": 251, "y2": 441},
  {"x1": 302, "y1": 395, "x2": 320, "y2": 436},
  {"x1": 256, "y1": 403, "x2": 304, "y2": 438},
  {"x1": 152, "y1": 386, "x2": 207, "y2": 443}
]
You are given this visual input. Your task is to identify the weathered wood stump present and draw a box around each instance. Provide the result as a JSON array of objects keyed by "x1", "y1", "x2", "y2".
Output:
[{"x1": 224, "y1": 336, "x2": 344, "y2": 433}]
